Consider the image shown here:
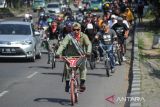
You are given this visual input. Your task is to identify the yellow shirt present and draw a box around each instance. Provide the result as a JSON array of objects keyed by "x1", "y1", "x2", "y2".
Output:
[{"x1": 124, "y1": 9, "x2": 134, "y2": 21}]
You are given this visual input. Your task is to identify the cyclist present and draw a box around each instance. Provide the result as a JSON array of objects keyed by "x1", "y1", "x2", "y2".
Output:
[
  {"x1": 62, "y1": 21, "x2": 73, "y2": 38},
  {"x1": 111, "y1": 17, "x2": 129, "y2": 61},
  {"x1": 56, "y1": 22, "x2": 92, "y2": 92},
  {"x1": 108, "y1": 14, "x2": 117, "y2": 28},
  {"x1": 95, "y1": 21, "x2": 117, "y2": 72},
  {"x1": 46, "y1": 20, "x2": 61, "y2": 64}
]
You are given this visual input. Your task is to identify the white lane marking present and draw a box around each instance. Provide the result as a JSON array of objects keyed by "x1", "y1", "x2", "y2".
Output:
[
  {"x1": 27, "y1": 72, "x2": 38, "y2": 79},
  {"x1": 0, "y1": 91, "x2": 9, "y2": 97}
]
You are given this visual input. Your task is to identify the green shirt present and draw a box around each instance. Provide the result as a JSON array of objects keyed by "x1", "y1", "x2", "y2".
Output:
[{"x1": 56, "y1": 32, "x2": 92, "y2": 56}]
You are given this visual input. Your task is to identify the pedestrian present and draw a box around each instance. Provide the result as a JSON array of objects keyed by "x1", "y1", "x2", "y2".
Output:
[{"x1": 137, "y1": 1, "x2": 144, "y2": 23}]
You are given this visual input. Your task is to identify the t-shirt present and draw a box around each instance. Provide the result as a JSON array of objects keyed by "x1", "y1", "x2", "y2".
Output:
[
  {"x1": 97, "y1": 29, "x2": 117, "y2": 45},
  {"x1": 111, "y1": 23, "x2": 128, "y2": 37}
]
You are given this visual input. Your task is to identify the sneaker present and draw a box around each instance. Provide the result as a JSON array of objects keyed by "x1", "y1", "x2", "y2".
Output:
[
  {"x1": 115, "y1": 61, "x2": 119, "y2": 65},
  {"x1": 65, "y1": 81, "x2": 69, "y2": 92},
  {"x1": 100, "y1": 57, "x2": 103, "y2": 61},
  {"x1": 80, "y1": 80, "x2": 86, "y2": 92},
  {"x1": 111, "y1": 68, "x2": 115, "y2": 73},
  {"x1": 96, "y1": 57, "x2": 100, "y2": 63},
  {"x1": 80, "y1": 84, "x2": 86, "y2": 92},
  {"x1": 122, "y1": 56, "x2": 127, "y2": 61}
]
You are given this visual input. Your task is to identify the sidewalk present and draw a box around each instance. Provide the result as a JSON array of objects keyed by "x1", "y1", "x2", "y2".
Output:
[{"x1": 136, "y1": 19, "x2": 160, "y2": 107}]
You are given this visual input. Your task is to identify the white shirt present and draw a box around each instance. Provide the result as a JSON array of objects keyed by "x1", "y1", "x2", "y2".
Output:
[
  {"x1": 108, "y1": 19, "x2": 117, "y2": 28},
  {"x1": 123, "y1": 20, "x2": 129, "y2": 29}
]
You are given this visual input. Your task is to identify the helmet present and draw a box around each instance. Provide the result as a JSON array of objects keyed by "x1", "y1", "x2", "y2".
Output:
[
  {"x1": 105, "y1": 3, "x2": 110, "y2": 7},
  {"x1": 40, "y1": 12, "x2": 45, "y2": 17},
  {"x1": 47, "y1": 18, "x2": 53, "y2": 23},
  {"x1": 65, "y1": 21, "x2": 73, "y2": 27},
  {"x1": 86, "y1": 23, "x2": 93, "y2": 29}
]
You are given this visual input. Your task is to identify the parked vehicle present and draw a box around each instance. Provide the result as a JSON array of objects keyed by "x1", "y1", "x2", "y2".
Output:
[
  {"x1": 89, "y1": 0, "x2": 103, "y2": 11},
  {"x1": 0, "y1": 21, "x2": 42, "y2": 62},
  {"x1": 0, "y1": 0, "x2": 7, "y2": 8},
  {"x1": 45, "y1": 2, "x2": 61, "y2": 14},
  {"x1": 32, "y1": 0, "x2": 46, "y2": 12}
]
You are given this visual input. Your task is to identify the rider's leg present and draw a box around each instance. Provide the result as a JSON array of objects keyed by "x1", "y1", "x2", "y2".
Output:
[
  {"x1": 79, "y1": 59, "x2": 87, "y2": 92},
  {"x1": 47, "y1": 40, "x2": 55, "y2": 64},
  {"x1": 108, "y1": 45, "x2": 116, "y2": 72},
  {"x1": 64, "y1": 64, "x2": 71, "y2": 92},
  {"x1": 122, "y1": 40, "x2": 127, "y2": 61}
]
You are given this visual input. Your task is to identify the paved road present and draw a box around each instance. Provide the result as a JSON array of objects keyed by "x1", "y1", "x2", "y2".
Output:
[
  {"x1": 0, "y1": 49, "x2": 130, "y2": 107},
  {"x1": 0, "y1": 3, "x2": 133, "y2": 106}
]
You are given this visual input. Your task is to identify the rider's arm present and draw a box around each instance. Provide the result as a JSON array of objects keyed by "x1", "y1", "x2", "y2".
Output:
[
  {"x1": 123, "y1": 24, "x2": 129, "y2": 39},
  {"x1": 111, "y1": 29, "x2": 117, "y2": 39},
  {"x1": 83, "y1": 33, "x2": 92, "y2": 54},
  {"x1": 56, "y1": 35, "x2": 70, "y2": 55}
]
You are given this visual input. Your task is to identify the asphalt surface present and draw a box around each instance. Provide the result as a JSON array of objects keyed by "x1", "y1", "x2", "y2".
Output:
[
  {"x1": 0, "y1": 52, "x2": 130, "y2": 107},
  {"x1": 0, "y1": 3, "x2": 132, "y2": 107}
]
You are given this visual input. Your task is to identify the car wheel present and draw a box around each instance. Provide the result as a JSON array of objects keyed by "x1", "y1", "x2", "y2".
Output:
[
  {"x1": 36, "y1": 50, "x2": 41, "y2": 59},
  {"x1": 30, "y1": 49, "x2": 36, "y2": 62}
]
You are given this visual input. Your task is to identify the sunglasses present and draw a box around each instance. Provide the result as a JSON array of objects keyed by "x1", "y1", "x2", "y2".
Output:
[{"x1": 73, "y1": 29, "x2": 80, "y2": 31}]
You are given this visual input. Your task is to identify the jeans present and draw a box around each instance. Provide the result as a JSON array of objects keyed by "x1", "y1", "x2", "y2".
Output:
[
  {"x1": 100, "y1": 44, "x2": 115, "y2": 69},
  {"x1": 47, "y1": 39, "x2": 58, "y2": 63}
]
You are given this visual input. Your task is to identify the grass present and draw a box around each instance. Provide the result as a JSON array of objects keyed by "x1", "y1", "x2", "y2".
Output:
[
  {"x1": 138, "y1": 37, "x2": 147, "y2": 61},
  {"x1": 138, "y1": 37, "x2": 144, "y2": 49}
]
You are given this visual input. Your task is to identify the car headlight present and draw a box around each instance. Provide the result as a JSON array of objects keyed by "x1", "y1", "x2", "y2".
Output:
[
  {"x1": 11, "y1": 41, "x2": 32, "y2": 45},
  {"x1": 56, "y1": 10, "x2": 60, "y2": 13},
  {"x1": 20, "y1": 40, "x2": 32, "y2": 45}
]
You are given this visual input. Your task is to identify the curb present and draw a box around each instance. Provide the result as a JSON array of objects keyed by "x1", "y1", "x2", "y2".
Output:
[{"x1": 129, "y1": 23, "x2": 142, "y2": 107}]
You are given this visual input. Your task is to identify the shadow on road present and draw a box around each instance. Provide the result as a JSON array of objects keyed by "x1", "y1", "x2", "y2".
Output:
[
  {"x1": 34, "y1": 98, "x2": 71, "y2": 106},
  {"x1": 0, "y1": 58, "x2": 29, "y2": 63},
  {"x1": 87, "y1": 72, "x2": 113, "y2": 77},
  {"x1": 42, "y1": 72, "x2": 62, "y2": 76},
  {"x1": 28, "y1": 66, "x2": 51, "y2": 69}
]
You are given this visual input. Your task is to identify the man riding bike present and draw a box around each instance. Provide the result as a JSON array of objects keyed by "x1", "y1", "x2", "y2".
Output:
[
  {"x1": 45, "y1": 20, "x2": 61, "y2": 64},
  {"x1": 111, "y1": 17, "x2": 129, "y2": 61},
  {"x1": 56, "y1": 22, "x2": 92, "y2": 92},
  {"x1": 95, "y1": 21, "x2": 117, "y2": 72}
]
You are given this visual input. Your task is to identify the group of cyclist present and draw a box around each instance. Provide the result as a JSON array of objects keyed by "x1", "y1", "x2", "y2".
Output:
[{"x1": 30, "y1": 0, "x2": 134, "y2": 93}]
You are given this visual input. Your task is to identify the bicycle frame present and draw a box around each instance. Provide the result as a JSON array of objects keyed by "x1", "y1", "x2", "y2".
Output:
[
  {"x1": 99, "y1": 42, "x2": 112, "y2": 77},
  {"x1": 62, "y1": 56, "x2": 84, "y2": 105}
]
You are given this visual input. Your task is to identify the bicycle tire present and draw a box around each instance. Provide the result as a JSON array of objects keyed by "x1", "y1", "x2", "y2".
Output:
[
  {"x1": 105, "y1": 60, "x2": 110, "y2": 77},
  {"x1": 89, "y1": 53, "x2": 96, "y2": 70},
  {"x1": 117, "y1": 50, "x2": 122, "y2": 65},
  {"x1": 51, "y1": 52, "x2": 56, "y2": 69},
  {"x1": 70, "y1": 79, "x2": 75, "y2": 106}
]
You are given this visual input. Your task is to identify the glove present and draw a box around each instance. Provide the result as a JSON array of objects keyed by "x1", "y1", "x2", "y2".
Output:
[{"x1": 85, "y1": 52, "x2": 91, "y2": 58}]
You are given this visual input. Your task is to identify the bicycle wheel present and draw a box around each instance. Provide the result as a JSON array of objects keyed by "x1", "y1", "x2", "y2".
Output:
[
  {"x1": 51, "y1": 51, "x2": 56, "y2": 69},
  {"x1": 89, "y1": 53, "x2": 96, "y2": 70},
  {"x1": 117, "y1": 50, "x2": 122, "y2": 65},
  {"x1": 70, "y1": 79, "x2": 75, "y2": 106},
  {"x1": 105, "y1": 59, "x2": 110, "y2": 77}
]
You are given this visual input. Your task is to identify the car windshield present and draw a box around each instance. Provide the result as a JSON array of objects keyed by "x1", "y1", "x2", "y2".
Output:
[
  {"x1": 91, "y1": 0, "x2": 100, "y2": 3},
  {"x1": 47, "y1": 4, "x2": 59, "y2": 8},
  {"x1": 34, "y1": 0, "x2": 44, "y2": 5},
  {"x1": 0, "y1": 24, "x2": 31, "y2": 35}
]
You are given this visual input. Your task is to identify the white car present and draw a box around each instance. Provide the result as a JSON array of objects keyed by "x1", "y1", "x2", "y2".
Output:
[
  {"x1": 45, "y1": 2, "x2": 61, "y2": 14},
  {"x1": 0, "y1": 0, "x2": 7, "y2": 8},
  {"x1": 0, "y1": 21, "x2": 42, "y2": 62}
]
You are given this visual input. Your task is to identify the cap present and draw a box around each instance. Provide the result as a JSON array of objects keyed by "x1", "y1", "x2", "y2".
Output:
[
  {"x1": 73, "y1": 22, "x2": 81, "y2": 28},
  {"x1": 65, "y1": 21, "x2": 73, "y2": 27},
  {"x1": 111, "y1": 14, "x2": 116, "y2": 19},
  {"x1": 87, "y1": 23, "x2": 93, "y2": 29}
]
